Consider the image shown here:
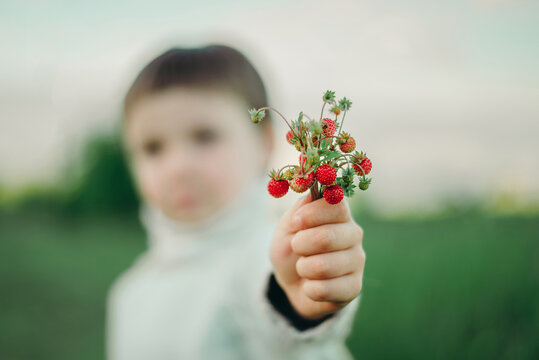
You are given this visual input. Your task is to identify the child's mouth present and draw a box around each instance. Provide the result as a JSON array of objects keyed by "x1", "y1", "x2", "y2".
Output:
[{"x1": 176, "y1": 195, "x2": 198, "y2": 209}]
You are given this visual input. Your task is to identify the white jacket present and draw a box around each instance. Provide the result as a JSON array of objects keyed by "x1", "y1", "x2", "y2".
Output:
[{"x1": 106, "y1": 175, "x2": 361, "y2": 360}]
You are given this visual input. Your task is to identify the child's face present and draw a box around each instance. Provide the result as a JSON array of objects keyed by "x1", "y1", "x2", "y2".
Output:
[{"x1": 124, "y1": 86, "x2": 272, "y2": 223}]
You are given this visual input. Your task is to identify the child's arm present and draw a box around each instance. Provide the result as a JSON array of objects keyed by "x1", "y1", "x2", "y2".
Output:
[
  {"x1": 266, "y1": 271, "x2": 336, "y2": 331},
  {"x1": 233, "y1": 249, "x2": 360, "y2": 359},
  {"x1": 232, "y1": 193, "x2": 363, "y2": 358}
]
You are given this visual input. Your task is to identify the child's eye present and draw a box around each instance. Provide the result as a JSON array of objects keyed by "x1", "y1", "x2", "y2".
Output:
[
  {"x1": 192, "y1": 128, "x2": 219, "y2": 145},
  {"x1": 142, "y1": 139, "x2": 163, "y2": 156}
]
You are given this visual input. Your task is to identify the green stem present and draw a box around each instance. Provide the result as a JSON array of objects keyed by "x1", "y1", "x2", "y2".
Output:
[
  {"x1": 356, "y1": 164, "x2": 366, "y2": 177},
  {"x1": 337, "y1": 110, "x2": 347, "y2": 135},
  {"x1": 313, "y1": 135, "x2": 341, "y2": 146},
  {"x1": 258, "y1": 106, "x2": 306, "y2": 149},
  {"x1": 334, "y1": 153, "x2": 360, "y2": 163},
  {"x1": 335, "y1": 154, "x2": 366, "y2": 177},
  {"x1": 257, "y1": 106, "x2": 295, "y2": 135},
  {"x1": 277, "y1": 164, "x2": 298, "y2": 177},
  {"x1": 319, "y1": 102, "x2": 326, "y2": 122}
]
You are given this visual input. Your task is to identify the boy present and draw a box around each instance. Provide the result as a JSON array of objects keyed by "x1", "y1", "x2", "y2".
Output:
[{"x1": 107, "y1": 44, "x2": 366, "y2": 359}]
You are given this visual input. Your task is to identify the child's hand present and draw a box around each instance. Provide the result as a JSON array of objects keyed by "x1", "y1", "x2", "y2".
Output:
[{"x1": 270, "y1": 192, "x2": 365, "y2": 321}]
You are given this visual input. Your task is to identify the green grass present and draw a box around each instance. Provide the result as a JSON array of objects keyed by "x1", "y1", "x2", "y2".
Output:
[
  {"x1": 0, "y1": 211, "x2": 145, "y2": 360},
  {"x1": 1, "y1": 210, "x2": 537, "y2": 359},
  {"x1": 347, "y1": 213, "x2": 539, "y2": 359}
]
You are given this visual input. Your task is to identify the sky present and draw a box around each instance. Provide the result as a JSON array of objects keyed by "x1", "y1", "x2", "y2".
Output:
[{"x1": 1, "y1": 0, "x2": 538, "y2": 215}]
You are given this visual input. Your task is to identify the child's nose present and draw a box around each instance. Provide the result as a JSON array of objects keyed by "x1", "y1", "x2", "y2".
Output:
[{"x1": 166, "y1": 144, "x2": 197, "y2": 180}]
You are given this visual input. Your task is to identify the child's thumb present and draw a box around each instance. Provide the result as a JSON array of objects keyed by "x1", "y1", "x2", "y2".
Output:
[{"x1": 283, "y1": 192, "x2": 313, "y2": 232}]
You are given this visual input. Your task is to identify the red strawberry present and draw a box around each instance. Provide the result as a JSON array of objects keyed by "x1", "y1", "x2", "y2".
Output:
[
  {"x1": 315, "y1": 164, "x2": 337, "y2": 185},
  {"x1": 294, "y1": 171, "x2": 315, "y2": 188},
  {"x1": 323, "y1": 184, "x2": 344, "y2": 204},
  {"x1": 268, "y1": 179, "x2": 289, "y2": 198},
  {"x1": 321, "y1": 118, "x2": 336, "y2": 137},
  {"x1": 289, "y1": 180, "x2": 309, "y2": 193},
  {"x1": 353, "y1": 157, "x2": 372, "y2": 176},
  {"x1": 339, "y1": 136, "x2": 356, "y2": 153},
  {"x1": 286, "y1": 130, "x2": 295, "y2": 144}
]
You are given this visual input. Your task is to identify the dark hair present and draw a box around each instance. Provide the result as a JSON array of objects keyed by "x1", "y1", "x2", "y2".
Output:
[{"x1": 123, "y1": 44, "x2": 272, "y2": 128}]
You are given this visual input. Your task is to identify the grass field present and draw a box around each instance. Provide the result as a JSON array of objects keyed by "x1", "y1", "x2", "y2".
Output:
[{"x1": 1, "y1": 209, "x2": 537, "y2": 359}]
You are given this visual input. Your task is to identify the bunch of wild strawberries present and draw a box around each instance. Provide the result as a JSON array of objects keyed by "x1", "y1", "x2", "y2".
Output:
[{"x1": 249, "y1": 90, "x2": 373, "y2": 205}]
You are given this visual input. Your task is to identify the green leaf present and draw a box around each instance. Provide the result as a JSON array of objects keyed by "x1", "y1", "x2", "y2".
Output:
[
  {"x1": 321, "y1": 138, "x2": 328, "y2": 148},
  {"x1": 343, "y1": 187, "x2": 355, "y2": 197},
  {"x1": 338, "y1": 97, "x2": 352, "y2": 111},
  {"x1": 342, "y1": 167, "x2": 356, "y2": 183},
  {"x1": 323, "y1": 151, "x2": 341, "y2": 162},
  {"x1": 341, "y1": 181, "x2": 357, "y2": 197},
  {"x1": 318, "y1": 148, "x2": 330, "y2": 156},
  {"x1": 248, "y1": 108, "x2": 266, "y2": 123},
  {"x1": 323, "y1": 90, "x2": 336, "y2": 102}
]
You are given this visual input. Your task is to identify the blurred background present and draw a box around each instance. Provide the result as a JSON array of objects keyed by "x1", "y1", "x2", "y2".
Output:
[{"x1": 1, "y1": 0, "x2": 538, "y2": 359}]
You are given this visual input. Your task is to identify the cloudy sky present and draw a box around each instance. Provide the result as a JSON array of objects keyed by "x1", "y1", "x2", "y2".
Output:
[{"x1": 1, "y1": 0, "x2": 538, "y2": 214}]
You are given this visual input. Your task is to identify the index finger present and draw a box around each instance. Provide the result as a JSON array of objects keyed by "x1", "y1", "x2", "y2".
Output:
[
  {"x1": 292, "y1": 196, "x2": 351, "y2": 231},
  {"x1": 291, "y1": 222, "x2": 362, "y2": 256}
]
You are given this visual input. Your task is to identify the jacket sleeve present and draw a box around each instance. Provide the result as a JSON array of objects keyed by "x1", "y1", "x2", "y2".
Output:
[
  {"x1": 231, "y1": 221, "x2": 360, "y2": 360},
  {"x1": 265, "y1": 271, "x2": 337, "y2": 331}
]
